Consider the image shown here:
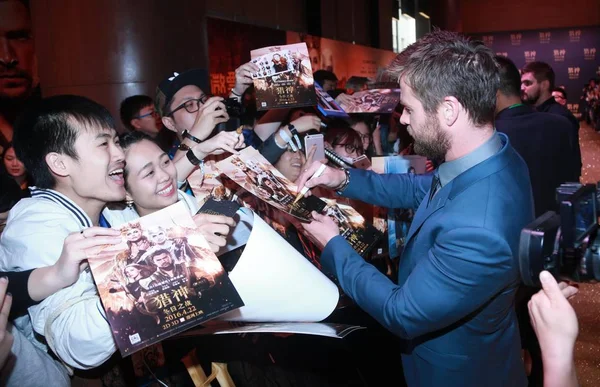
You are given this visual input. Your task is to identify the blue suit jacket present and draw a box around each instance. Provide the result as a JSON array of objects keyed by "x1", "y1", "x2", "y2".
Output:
[{"x1": 322, "y1": 134, "x2": 532, "y2": 387}]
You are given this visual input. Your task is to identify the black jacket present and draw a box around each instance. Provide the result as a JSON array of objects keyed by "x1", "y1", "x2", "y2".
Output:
[
  {"x1": 536, "y1": 97, "x2": 582, "y2": 178},
  {"x1": 496, "y1": 104, "x2": 577, "y2": 217}
]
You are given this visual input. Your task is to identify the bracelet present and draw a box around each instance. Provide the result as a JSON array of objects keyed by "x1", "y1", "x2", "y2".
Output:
[
  {"x1": 278, "y1": 128, "x2": 297, "y2": 151},
  {"x1": 335, "y1": 168, "x2": 351, "y2": 195},
  {"x1": 186, "y1": 149, "x2": 202, "y2": 166},
  {"x1": 182, "y1": 130, "x2": 202, "y2": 144},
  {"x1": 288, "y1": 124, "x2": 302, "y2": 150},
  {"x1": 274, "y1": 130, "x2": 288, "y2": 149}
]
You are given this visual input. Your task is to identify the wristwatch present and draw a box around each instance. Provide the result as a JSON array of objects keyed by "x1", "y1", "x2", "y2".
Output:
[
  {"x1": 287, "y1": 124, "x2": 302, "y2": 150},
  {"x1": 335, "y1": 168, "x2": 351, "y2": 195},
  {"x1": 186, "y1": 149, "x2": 202, "y2": 166}
]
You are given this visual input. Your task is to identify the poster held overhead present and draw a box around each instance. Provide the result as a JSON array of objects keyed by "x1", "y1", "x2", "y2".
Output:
[{"x1": 251, "y1": 43, "x2": 318, "y2": 110}]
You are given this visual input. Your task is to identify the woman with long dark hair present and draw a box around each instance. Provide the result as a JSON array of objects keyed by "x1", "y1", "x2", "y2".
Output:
[{"x1": 1, "y1": 143, "x2": 31, "y2": 194}]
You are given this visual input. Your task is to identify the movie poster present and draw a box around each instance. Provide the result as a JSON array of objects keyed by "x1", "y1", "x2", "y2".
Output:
[
  {"x1": 315, "y1": 82, "x2": 349, "y2": 118},
  {"x1": 321, "y1": 199, "x2": 382, "y2": 257},
  {"x1": 86, "y1": 202, "x2": 244, "y2": 356},
  {"x1": 216, "y1": 148, "x2": 382, "y2": 258},
  {"x1": 337, "y1": 88, "x2": 401, "y2": 113},
  {"x1": 188, "y1": 160, "x2": 234, "y2": 207},
  {"x1": 251, "y1": 43, "x2": 317, "y2": 110},
  {"x1": 215, "y1": 147, "x2": 327, "y2": 222}
]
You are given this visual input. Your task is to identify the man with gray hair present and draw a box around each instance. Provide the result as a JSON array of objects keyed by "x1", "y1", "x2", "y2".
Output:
[{"x1": 298, "y1": 30, "x2": 532, "y2": 386}]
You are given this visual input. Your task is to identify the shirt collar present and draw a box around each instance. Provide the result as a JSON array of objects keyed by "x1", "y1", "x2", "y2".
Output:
[
  {"x1": 438, "y1": 131, "x2": 503, "y2": 187},
  {"x1": 29, "y1": 187, "x2": 94, "y2": 228}
]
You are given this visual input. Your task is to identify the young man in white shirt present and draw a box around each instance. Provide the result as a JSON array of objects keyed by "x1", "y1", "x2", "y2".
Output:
[{"x1": 0, "y1": 95, "x2": 126, "y2": 373}]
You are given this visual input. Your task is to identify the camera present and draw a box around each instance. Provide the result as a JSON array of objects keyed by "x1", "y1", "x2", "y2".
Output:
[
  {"x1": 519, "y1": 182, "x2": 600, "y2": 287},
  {"x1": 215, "y1": 98, "x2": 244, "y2": 132}
]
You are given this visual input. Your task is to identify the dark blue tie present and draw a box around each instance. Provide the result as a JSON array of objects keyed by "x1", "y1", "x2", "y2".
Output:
[{"x1": 428, "y1": 174, "x2": 441, "y2": 207}]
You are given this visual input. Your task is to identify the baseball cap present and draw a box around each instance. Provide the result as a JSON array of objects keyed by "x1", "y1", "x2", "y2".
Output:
[{"x1": 155, "y1": 68, "x2": 209, "y2": 117}]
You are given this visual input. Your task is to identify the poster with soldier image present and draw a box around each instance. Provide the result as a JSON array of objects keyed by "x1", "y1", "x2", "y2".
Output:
[
  {"x1": 216, "y1": 147, "x2": 327, "y2": 222},
  {"x1": 251, "y1": 43, "x2": 317, "y2": 110},
  {"x1": 321, "y1": 198, "x2": 382, "y2": 258},
  {"x1": 337, "y1": 88, "x2": 401, "y2": 113},
  {"x1": 187, "y1": 159, "x2": 234, "y2": 207},
  {"x1": 216, "y1": 148, "x2": 381, "y2": 258},
  {"x1": 86, "y1": 201, "x2": 243, "y2": 356}
]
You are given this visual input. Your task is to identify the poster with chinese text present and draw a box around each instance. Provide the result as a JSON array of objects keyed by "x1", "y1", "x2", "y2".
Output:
[
  {"x1": 251, "y1": 43, "x2": 317, "y2": 110},
  {"x1": 86, "y1": 202, "x2": 243, "y2": 356}
]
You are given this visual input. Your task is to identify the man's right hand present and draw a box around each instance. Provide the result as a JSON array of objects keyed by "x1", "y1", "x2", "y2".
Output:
[
  {"x1": 295, "y1": 160, "x2": 346, "y2": 197},
  {"x1": 189, "y1": 97, "x2": 229, "y2": 141},
  {"x1": 193, "y1": 213, "x2": 237, "y2": 252},
  {"x1": 290, "y1": 114, "x2": 322, "y2": 133},
  {"x1": 194, "y1": 131, "x2": 246, "y2": 158},
  {"x1": 528, "y1": 271, "x2": 579, "y2": 364},
  {"x1": 59, "y1": 227, "x2": 122, "y2": 287}
]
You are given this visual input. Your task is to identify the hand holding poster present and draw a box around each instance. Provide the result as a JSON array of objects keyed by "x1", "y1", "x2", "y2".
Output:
[
  {"x1": 86, "y1": 201, "x2": 243, "y2": 356},
  {"x1": 215, "y1": 147, "x2": 382, "y2": 257},
  {"x1": 215, "y1": 147, "x2": 327, "y2": 222},
  {"x1": 251, "y1": 43, "x2": 317, "y2": 110}
]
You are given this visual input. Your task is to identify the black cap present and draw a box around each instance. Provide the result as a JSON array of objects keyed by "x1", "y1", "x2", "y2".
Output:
[{"x1": 155, "y1": 68, "x2": 209, "y2": 117}]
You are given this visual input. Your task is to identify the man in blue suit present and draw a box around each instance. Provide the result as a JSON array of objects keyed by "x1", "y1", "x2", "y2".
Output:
[{"x1": 298, "y1": 30, "x2": 533, "y2": 386}]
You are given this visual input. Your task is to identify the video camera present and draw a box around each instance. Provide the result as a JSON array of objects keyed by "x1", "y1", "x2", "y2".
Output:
[{"x1": 519, "y1": 182, "x2": 600, "y2": 287}]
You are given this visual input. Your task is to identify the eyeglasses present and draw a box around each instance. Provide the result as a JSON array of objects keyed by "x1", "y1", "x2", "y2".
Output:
[
  {"x1": 135, "y1": 110, "x2": 157, "y2": 119},
  {"x1": 333, "y1": 143, "x2": 362, "y2": 155},
  {"x1": 167, "y1": 95, "x2": 209, "y2": 116}
]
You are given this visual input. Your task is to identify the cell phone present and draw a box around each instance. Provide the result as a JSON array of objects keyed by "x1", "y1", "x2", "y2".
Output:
[{"x1": 304, "y1": 134, "x2": 325, "y2": 162}]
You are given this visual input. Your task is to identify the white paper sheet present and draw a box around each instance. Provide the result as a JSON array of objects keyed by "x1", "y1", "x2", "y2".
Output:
[
  {"x1": 218, "y1": 210, "x2": 340, "y2": 322},
  {"x1": 179, "y1": 322, "x2": 366, "y2": 339}
]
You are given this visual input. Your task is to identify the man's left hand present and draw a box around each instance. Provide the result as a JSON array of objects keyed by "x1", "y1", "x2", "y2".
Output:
[
  {"x1": 233, "y1": 62, "x2": 260, "y2": 96},
  {"x1": 301, "y1": 211, "x2": 340, "y2": 249}
]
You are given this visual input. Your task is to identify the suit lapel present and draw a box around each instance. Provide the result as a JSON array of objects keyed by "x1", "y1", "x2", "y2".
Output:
[
  {"x1": 403, "y1": 134, "x2": 514, "y2": 246},
  {"x1": 405, "y1": 180, "x2": 453, "y2": 244}
]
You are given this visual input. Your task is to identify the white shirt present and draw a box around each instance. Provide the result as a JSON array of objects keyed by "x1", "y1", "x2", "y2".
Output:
[
  {"x1": 102, "y1": 190, "x2": 200, "y2": 228},
  {"x1": 0, "y1": 188, "x2": 116, "y2": 370}
]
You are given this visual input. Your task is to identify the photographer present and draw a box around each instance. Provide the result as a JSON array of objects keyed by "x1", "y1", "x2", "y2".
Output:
[
  {"x1": 529, "y1": 271, "x2": 579, "y2": 387},
  {"x1": 155, "y1": 67, "x2": 251, "y2": 182}
]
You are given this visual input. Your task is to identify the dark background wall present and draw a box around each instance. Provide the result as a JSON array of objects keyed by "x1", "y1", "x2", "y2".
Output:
[
  {"x1": 472, "y1": 26, "x2": 600, "y2": 115},
  {"x1": 28, "y1": 0, "x2": 599, "y2": 124},
  {"x1": 461, "y1": 0, "x2": 600, "y2": 34},
  {"x1": 29, "y1": 0, "x2": 396, "y2": 123},
  {"x1": 30, "y1": 0, "x2": 210, "y2": 125}
]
